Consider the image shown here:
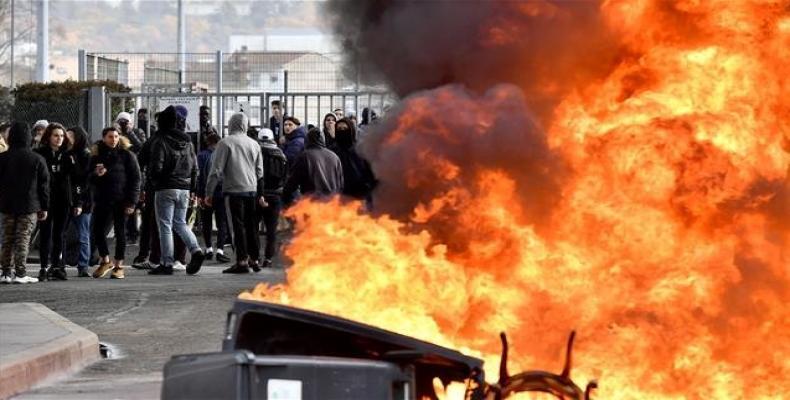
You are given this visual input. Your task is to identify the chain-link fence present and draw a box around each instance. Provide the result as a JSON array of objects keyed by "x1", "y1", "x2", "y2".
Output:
[
  {"x1": 11, "y1": 96, "x2": 86, "y2": 128},
  {"x1": 81, "y1": 51, "x2": 356, "y2": 93}
]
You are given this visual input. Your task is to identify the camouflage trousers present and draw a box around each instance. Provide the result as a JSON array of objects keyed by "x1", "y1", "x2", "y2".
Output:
[{"x1": 0, "y1": 213, "x2": 38, "y2": 277}]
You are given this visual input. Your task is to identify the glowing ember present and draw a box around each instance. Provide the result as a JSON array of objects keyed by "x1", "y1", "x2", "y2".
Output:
[{"x1": 242, "y1": 1, "x2": 789, "y2": 398}]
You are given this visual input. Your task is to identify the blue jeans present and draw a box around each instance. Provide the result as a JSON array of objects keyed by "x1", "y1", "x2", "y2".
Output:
[
  {"x1": 155, "y1": 189, "x2": 200, "y2": 266},
  {"x1": 72, "y1": 212, "x2": 92, "y2": 269}
]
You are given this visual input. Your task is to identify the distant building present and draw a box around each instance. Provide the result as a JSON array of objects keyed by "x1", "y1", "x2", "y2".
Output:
[
  {"x1": 142, "y1": 51, "x2": 345, "y2": 93},
  {"x1": 229, "y1": 28, "x2": 337, "y2": 54}
]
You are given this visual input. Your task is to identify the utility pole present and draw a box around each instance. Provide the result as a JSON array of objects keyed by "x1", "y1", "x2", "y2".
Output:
[
  {"x1": 10, "y1": 0, "x2": 14, "y2": 88},
  {"x1": 35, "y1": 0, "x2": 49, "y2": 82},
  {"x1": 177, "y1": 0, "x2": 185, "y2": 86}
]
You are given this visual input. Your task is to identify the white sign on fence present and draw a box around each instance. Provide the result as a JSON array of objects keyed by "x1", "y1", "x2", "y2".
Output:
[{"x1": 158, "y1": 96, "x2": 201, "y2": 133}]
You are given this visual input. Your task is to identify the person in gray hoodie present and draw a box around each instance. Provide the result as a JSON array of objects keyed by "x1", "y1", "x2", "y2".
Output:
[{"x1": 205, "y1": 112, "x2": 266, "y2": 274}]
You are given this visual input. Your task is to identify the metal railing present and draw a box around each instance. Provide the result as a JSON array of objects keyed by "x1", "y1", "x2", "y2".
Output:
[{"x1": 105, "y1": 90, "x2": 397, "y2": 137}]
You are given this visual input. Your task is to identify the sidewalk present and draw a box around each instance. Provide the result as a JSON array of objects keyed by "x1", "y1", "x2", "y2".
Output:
[{"x1": 0, "y1": 303, "x2": 100, "y2": 400}]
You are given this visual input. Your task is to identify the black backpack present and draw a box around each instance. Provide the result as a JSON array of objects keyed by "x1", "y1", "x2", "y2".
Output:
[{"x1": 262, "y1": 145, "x2": 287, "y2": 193}]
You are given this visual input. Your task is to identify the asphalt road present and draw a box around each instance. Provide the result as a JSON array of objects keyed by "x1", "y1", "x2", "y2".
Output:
[{"x1": 0, "y1": 245, "x2": 286, "y2": 400}]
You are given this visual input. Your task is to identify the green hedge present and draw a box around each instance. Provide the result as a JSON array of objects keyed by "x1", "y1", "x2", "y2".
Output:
[{"x1": 13, "y1": 80, "x2": 131, "y2": 102}]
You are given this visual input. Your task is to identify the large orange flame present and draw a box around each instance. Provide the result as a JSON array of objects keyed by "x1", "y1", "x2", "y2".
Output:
[{"x1": 242, "y1": 1, "x2": 790, "y2": 398}]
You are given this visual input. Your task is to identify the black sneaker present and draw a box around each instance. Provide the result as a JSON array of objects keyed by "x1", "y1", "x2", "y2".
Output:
[
  {"x1": 38, "y1": 268, "x2": 48, "y2": 281},
  {"x1": 132, "y1": 260, "x2": 154, "y2": 270},
  {"x1": 205, "y1": 250, "x2": 214, "y2": 261},
  {"x1": 77, "y1": 269, "x2": 90, "y2": 278},
  {"x1": 262, "y1": 259, "x2": 274, "y2": 269},
  {"x1": 49, "y1": 267, "x2": 68, "y2": 281},
  {"x1": 250, "y1": 260, "x2": 261, "y2": 273},
  {"x1": 215, "y1": 252, "x2": 231, "y2": 263},
  {"x1": 148, "y1": 265, "x2": 173, "y2": 275},
  {"x1": 186, "y1": 251, "x2": 205, "y2": 275},
  {"x1": 222, "y1": 264, "x2": 250, "y2": 274},
  {"x1": 132, "y1": 254, "x2": 147, "y2": 267}
]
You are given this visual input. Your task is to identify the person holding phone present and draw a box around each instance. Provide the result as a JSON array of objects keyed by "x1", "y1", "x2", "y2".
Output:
[{"x1": 89, "y1": 127, "x2": 141, "y2": 279}]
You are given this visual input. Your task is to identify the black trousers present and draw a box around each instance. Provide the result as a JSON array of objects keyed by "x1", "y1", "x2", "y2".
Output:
[
  {"x1": 137, "y1": 198, "x2": 154, "y2": 258},
  {"x1": 92, "y1": 203, "x2": 128, "y2": 260},
  {"x1": 39, "y1": 201, "x2": 70, "y2": 269},
  {"x1": 226, "y1": 195, "x2": 259, "y2": 264},
  {"x1": 258, "y1": 195, "x2": 282, "y2": 261},
  {"x1": 201, "y1": 196, "x2": 229, "y2": 250}
]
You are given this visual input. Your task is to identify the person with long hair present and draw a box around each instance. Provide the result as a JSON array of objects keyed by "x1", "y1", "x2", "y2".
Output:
[
  {"x1": 66, "y1": 127, "x2": 93, "y2": 277},
  {"x1": 90, "y1": 127, "x2": 141, "y2": 279},
  {"x1": 35, "y1": 123, "x2": 74, "y2": 281}
]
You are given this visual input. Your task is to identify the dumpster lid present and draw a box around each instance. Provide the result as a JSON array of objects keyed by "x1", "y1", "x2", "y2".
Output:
[{"x1": 231, "y1": 300, "x2": 484, "y2": 386}]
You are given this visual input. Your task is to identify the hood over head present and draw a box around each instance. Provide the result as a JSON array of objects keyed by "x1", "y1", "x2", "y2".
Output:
[
  {"x1": 9, "y1": 122, "x2": 32, "y2": 149},
  {"x1": 158, "y1": 106, "x2": 179, "y2": 131},
  {"x1": 335, "y1": 117, "x2": 357, "y2": 150},
  {"x1": 307, "y1": 127, "x2": 326, "y2": 148},
  {"x1": 228, "y1": 112, "x2": 248, "y2": 135}
]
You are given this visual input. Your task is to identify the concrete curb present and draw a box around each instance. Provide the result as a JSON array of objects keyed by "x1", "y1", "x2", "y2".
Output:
[{"x1": 0, "y1": 303, "x2": 100, "y2": 400}]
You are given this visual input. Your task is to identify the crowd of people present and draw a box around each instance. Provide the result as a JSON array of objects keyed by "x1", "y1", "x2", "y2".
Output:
[{"x1": 0, "y1": 101, "x2": 377, "y2": 284}]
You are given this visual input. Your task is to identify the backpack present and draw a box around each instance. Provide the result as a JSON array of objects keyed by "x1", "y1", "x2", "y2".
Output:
[{"x1": 262, "y1": 145, "x2": 287, "y2": 193}]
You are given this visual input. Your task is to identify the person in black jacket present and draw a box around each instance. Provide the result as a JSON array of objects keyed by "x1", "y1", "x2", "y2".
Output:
[
  {"x1": 256, "y1": 128, "x2": 287, "y2": 269},
  {"x1": 0, "y1": 122, "x2": 50, "y2": 284},
  {"x1": 331, "y1": 118, "x2": 377, "y2": 206},
  {"x1": 35, "y1": 123, "x2": 75, "y2": 281},
  {"x1": 148, "y1": 106, "x2": 205, "y2": 276},
  {"x1": 89, "y1": 127, "x2": 141, "y2": 280},
  {"x1": 66, "y1": 126, "x2": 93, "y2": 277}
]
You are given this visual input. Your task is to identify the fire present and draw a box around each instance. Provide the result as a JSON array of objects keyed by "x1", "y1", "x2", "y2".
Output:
[{"x1": 242, "y1": 1, "x2": 790, "y2": 398}]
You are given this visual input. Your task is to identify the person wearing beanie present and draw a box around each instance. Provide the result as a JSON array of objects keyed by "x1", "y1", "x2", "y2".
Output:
[
  {"x1": 256, "y1": 127, "x2": 287, "y2": 269},
  {"x1": 205, "y1": 112, "x2": 266, "y2": 274},
  {"x1": 0, "y1": 122, "x2": 51, "y2": 283},
  {"x1": 116, "y1": 111, "x2": 144, "y2": 154},
  {"x1": 31, "y1": 119, "x2": 49, "y2": 149},
  {"x1": 147, "y1": 106, "x2": 205, "y2": 276}
]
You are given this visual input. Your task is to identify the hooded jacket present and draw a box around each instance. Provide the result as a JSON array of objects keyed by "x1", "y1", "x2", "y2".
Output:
[
  {"x1": 206, "y1": 113, "x2": 264, "y2": 196},
  {"x1": 331, "y1": 121, "x2": 377, "y2": 200},
  {"x1": 284, "y1": 128, "x2": 343, "y2": 203},
  {"x1": 282, "y1": 125, "x2": 306, "y2": 169},
  {"x1": 149, "y1": 106, "x2": 198, "y2": 192},
  {"x1": 0, "y1": 123, "x2": 50, "y2": 214},
  {"x1": 89, "y1": 138, "x2": 141, "y2": 207}
]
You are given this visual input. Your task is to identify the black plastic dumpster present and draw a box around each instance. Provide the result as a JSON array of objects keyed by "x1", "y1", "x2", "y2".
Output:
[{"x1": 161, "y1": 300, "x2": 484, "y2": 400}]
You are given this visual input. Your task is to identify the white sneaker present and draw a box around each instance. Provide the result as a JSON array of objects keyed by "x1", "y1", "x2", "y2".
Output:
[
  {"x1": 12, "y1": 275, "x2": 39, "y2": 284},
  {"x1": 0, "y1": 275, "x2": 12, "y2": 284},
  {"x1": 173, "y1": 261, "x2": 186, "y2": 271}
]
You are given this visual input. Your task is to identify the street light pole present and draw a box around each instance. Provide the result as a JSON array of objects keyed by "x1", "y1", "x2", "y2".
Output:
[
  {"x1": 10, "y1": 0, "x2": 14, "y2": 88},
  {"x1": 177, "y1": 0, "x2": 185, "y2": 86},
  {"x1": 36, "y1": 0, "x2": 49, "y2": 82}
]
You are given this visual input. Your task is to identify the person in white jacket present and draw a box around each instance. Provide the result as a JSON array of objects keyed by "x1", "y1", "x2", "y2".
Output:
[{"x1": 205, "y1": 112, "x2": 266, "y2": 274}]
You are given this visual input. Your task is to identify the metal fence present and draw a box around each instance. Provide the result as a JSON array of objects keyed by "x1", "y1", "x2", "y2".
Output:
[
  {"x1": 106, "y1": 90, "x2": 397, "y2": 138},
  {"x1": 80, "y1": 51, "x2": 360, "y2": 94}
]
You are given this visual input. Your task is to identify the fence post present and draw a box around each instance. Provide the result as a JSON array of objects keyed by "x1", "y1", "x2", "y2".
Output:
[
  {"x1": 216, "y1": 50, "x2": 224, "y2": 136},
  {"x1": 283, "y1": 70, "x2": 289, "y2": 117},
  {"x1": 78, "y1": 49, "x2": 86, "y2": 81},
  {"x1": 88, "y1": 86, "x2": 106, "y2": 142}
]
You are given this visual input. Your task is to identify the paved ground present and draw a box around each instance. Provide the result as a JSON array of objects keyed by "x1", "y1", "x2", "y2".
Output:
[{"x1": 0, "y1": 245, "x2": 286, "y2": 399}]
